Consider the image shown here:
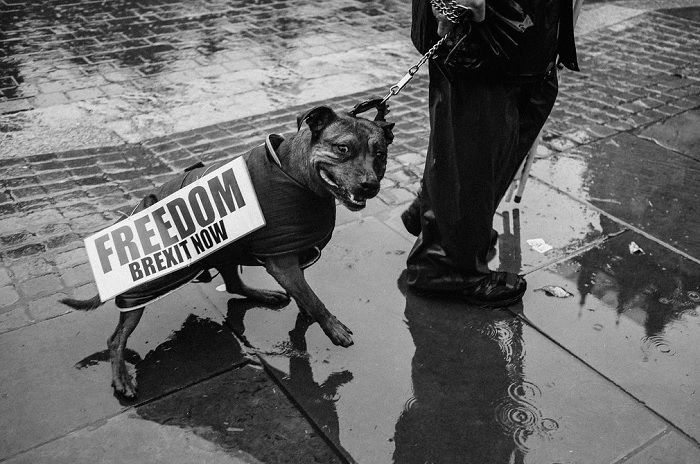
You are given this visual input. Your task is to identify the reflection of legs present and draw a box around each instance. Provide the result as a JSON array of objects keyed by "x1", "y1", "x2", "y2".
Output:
[
  {"x1": 393, "y1": 291, "x2": 520, "y2": 462},
  {"x1": 499, "y1": 209, "x2": 523, "y2": 273},
  {"x1": 107, "y1": 308, "x2": 144, "y2": 398},
  {"x1": 286, "y1": 312, "x2": 352, "y2": 444}
]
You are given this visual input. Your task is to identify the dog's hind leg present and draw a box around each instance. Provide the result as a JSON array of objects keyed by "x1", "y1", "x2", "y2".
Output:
[
  {"x1": 218, "y1": 265, "x2": 290, "y2": 306},
  {"x1": 265, "y1": 254, "x2": 353, "y2": 348},
  {"x1": 107, "y1": 308, "x2": 144, "y2": 398}
]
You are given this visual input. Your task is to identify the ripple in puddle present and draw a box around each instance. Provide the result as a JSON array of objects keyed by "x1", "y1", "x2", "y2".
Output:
[{"x1": 494, "y1": 380, "x2": 559, "y2": 452}]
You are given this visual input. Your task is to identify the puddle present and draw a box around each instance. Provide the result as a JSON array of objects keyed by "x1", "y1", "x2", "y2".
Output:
[
  {"x1": 523, "y1": 231, "x2": 700, "y2": 440},
  {"x1": 493, "y1": 180, "x2": 623, "y2": 275},
  {"x1": 195, "y1": 219, "x2": 672, "y2": 462},
  {"x1": 531, "y1": 132, "x2": 700, "y2": 259}
]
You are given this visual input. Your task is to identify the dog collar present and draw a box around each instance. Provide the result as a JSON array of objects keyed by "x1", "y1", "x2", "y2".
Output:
[{"x1": 265, "y1": 134, "x2": 284, "y2": 167}]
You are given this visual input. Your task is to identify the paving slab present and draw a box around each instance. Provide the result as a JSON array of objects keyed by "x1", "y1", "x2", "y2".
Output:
[
  {"x1": 531, "y1": 133, "x2": 700, "y2": 259},
  {"x1": 197, "y1": 217, "x2": 670, "y2": 463},
  {"x1": 136, "y1": 366, "x2": 342, "y2": 464},
  {"x1": 4, "y1": 409, "x2": 256, "y2": 464},
  {"x1": 520, "y1": 231, "x2": 700, "y2": 442},
  {"x1": 6, "y1": 365, "x2": 342, "y2": 464},
  {"x1": 621, "y1": 431, "x2": 700, "y2": 463},
  {"x1": 637, "y1": 109, "x2": 700, "y2": 160},
  {"x1": 0, "y1": 288, "x2": 244, "y2": 460}
]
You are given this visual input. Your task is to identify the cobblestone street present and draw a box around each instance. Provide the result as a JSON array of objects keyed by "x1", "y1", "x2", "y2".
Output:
[{"x1": 1, "y1": 1, "x2": 700, "y2": 463}]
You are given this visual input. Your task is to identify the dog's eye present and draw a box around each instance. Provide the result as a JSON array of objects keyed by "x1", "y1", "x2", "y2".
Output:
[{"x1": 334, "y1": 144, "x2": 349, "y2": 155}]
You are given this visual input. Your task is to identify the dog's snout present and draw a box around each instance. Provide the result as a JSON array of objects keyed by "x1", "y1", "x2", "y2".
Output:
[{"x1": 359, "y1": 180, "x2": 380, "y2": 196}]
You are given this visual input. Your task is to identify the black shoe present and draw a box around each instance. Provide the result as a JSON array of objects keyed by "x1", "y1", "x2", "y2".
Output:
[{"x1": 412, "y1": 271, "x2": 526, "y2": 308}]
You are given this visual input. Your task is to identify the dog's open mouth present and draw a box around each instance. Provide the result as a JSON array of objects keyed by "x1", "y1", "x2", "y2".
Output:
[{"x1": 318, "y1": 168, "x2": 367, "y2": 211}]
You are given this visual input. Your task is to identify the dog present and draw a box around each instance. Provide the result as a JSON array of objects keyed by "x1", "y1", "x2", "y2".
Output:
[{"x1": 61, "y1": 104, "x2": 394, "y2": 398}]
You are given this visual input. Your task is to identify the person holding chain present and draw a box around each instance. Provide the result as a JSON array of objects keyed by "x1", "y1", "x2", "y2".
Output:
[{"x1": 403, "y1": 0, "x2": 578, "y2": 307}]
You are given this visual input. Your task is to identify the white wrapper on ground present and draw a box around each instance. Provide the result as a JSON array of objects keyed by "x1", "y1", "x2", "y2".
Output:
[{"x1": 527, "y1": 238, "x2": 554, "y2": 253}]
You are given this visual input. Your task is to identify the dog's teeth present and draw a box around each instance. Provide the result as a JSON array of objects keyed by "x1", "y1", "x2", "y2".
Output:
[{"x1": 349, "y1": 194, "x2": 366, "y2": 205}]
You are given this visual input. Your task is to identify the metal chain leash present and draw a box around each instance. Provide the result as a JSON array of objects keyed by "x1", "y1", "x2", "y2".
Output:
[
  {"x1": 380, "y1": 33, "x2": 450, "y2": 105},
  {"x1": 431, "y1": 0, "x2": 473, "y2": 24}
]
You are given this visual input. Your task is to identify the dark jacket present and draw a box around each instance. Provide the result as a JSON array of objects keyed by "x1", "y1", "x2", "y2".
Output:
[
  {"x1": 411, "y1": 0, "x2": 578, "y2": 80},
  {"x1": 115, "y1": 135, "x2": 335, "y2": 309}
]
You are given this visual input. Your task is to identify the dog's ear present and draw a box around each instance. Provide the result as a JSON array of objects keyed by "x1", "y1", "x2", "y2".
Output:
[
  {"x1": 297, "y1": 106, "x2": 337, "y2": 133},
  {"x1": 378, "y1": 121, "x2": 395, "y2": 145}
]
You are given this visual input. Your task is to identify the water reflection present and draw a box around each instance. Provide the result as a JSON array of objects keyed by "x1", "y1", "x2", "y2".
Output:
[
  {"x1": 283, "y1": 313, "x2": 353, "y2": 443},
  {"x1": 73, "y1": 313, "x2": 244, "y2": 405},
  {"x1": 393, "y1": 278, "x2": 557, "y2": 463},
  {"x1": 225, "y1": 299, "x2": 352, "y2": 450},
  {"x1": 536, "y1": 133, "x2": 700, "y2": 258},
  {"x1": 497, "y1": 208, "x2": 523, "y2": 274},
  {"x1": 571, "y1": 235, "x2": 700, "y2": 339}
]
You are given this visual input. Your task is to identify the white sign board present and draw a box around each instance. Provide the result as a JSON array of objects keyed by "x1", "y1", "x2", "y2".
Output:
[{"x1": 84, "y1": 157, "x2": 265, "y2": 301}]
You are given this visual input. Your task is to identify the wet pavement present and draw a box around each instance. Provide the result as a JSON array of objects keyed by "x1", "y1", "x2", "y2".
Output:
[{"x1": 2, "y1": 0, "x2": 700, "y2": 463}]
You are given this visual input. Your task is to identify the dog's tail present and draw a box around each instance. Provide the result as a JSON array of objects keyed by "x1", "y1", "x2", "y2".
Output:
[{"x1": 60, "y1": 295, "x2": 103, "y2": 311}]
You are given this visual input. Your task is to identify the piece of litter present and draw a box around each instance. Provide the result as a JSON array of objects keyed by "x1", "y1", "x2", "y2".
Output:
[
  {"x1": 535, "y1": 285, "x2": 573, "y2": 298},
  {"x1": 628, "y1": 241, "x2": 644, "y2": 255},
  {"x1": 532, "y1": 243, "x2": 553, "y2": 253},
  {"x1": 226, "y1": 427, "x2": 244, "y2": 433},
  {"x1": 215, "y1": 284, "x2": 227, "y2": 292},
  {"x1": 526, "y1": 238, "x2": 553, "y2": 254}
]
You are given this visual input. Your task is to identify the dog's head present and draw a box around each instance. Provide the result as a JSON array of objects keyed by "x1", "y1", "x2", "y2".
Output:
[{"x1": 296, "y1": 106, "x2": 394, "y2": 211}]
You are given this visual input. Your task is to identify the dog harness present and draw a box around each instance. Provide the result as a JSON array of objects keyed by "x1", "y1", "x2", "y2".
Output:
[{"x1": 115, "y1": 134, "x2": 336, "y2": 309}]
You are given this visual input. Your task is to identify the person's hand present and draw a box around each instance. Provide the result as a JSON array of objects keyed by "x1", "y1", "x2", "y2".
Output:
[{"x1": 432, "y1": 0, "x2": 486, "y2": 37}]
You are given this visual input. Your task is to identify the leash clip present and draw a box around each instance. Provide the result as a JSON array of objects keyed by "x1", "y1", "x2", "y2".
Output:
[
  {"x1": 381, "y1": 66, "x2": 419, "y2": 105},
  {"x1": 348, "y1": 98, "x2": 390, "y2": 122}
]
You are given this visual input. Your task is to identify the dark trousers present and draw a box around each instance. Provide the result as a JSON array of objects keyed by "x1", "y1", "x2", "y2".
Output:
[{"x1": 407, "y1": 62, "x2": 558, "y2": 289}]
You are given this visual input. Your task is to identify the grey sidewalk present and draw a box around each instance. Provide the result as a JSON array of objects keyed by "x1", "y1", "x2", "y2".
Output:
[{"x1": 1, "y1": 1, "x2": 700, "y2": 463}]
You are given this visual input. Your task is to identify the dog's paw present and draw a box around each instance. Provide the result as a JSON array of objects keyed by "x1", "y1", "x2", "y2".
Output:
[{"x1": 321, "y1": 316, "x2": 354, "y2": 348}]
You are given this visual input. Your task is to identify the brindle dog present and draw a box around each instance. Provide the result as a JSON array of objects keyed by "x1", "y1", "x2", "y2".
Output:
[{"x1": 61, "y1": 105, "x2": 394, "y2": 398}]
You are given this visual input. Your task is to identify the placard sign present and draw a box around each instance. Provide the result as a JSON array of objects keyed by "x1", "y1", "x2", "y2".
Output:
[{"x1": 85, "y1": 157, "x2": 265, "y2": 301}]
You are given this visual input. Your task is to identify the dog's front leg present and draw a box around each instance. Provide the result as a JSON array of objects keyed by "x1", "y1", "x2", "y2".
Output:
[{"x1": 265, "y1": 254, "x2": 353, "y2": 347}]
